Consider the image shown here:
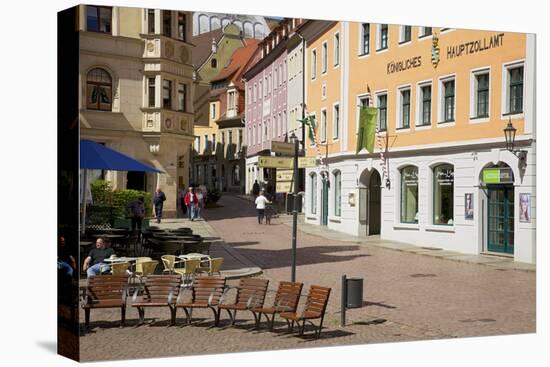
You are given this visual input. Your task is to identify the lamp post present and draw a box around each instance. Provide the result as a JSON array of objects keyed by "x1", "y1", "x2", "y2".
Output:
[
  {"x1": 503, "y1": 117, "x2": 527, "y2": 163},
  {"x1": 289, "y1": 131, "x2": 299, "y2": 282}
]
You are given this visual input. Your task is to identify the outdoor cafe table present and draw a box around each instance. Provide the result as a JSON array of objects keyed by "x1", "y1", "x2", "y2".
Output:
[{"x1": 102, "y1": 256, "x2": 138, "y2": 264}]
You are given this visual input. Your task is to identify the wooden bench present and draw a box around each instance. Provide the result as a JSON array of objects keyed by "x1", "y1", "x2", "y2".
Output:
[
  {"x1": 82, "y1": 275, "x2": 129, "y2": 328},
  {"x1": 131, "y1": 275, "x2": 181, "y2": 326},
  {"x1": 217, "y1": 278, "x2": 269, "y2": 326},
  {"x1": 175, "y1": 276, "x2": 226, "y2": 326},
  {"x1": 250, "y1": 281, "x2": 303, "y2": 330},
  {"x1": 280, "y1": 285, "x2": 331, "y2": 338}
]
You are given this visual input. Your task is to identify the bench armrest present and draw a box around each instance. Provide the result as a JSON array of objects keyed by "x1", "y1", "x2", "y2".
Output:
[
  {"x1": 219, "y1": 286, "x2": 238, "y2": 306},
  {"x1": 175, "y1": 286, "x2": 193, "y2": 304}
]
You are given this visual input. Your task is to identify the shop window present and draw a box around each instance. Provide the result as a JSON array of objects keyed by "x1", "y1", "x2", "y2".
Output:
[
  {"x1": 433, "y1": 164, "x2": 454, "y2": 225},
  {"x1": 333, "y1": 170, "x2": 341, "y2": 217},
  {"x1": 400, "y1": 166, "x2": 418, "y2": 223},
  {"x1": 86, "y1": 68, "x2": 112, "y2": 111}
]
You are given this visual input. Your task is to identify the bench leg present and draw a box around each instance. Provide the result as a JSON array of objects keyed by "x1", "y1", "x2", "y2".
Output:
[
  {"x1": 121, "y1": 307, "x2": 126, "y2": 327},
  {"x1": 137, "y1": 307, "x2": 145, "y2": 326},
  {"x1": 84, "y1": 308, "x2": 90, "y2": 328},
  {"x1": 170, "y1": 306, "x2": 177, "y2": 326},
  {"x1": 317, "y1": 316, "x2": 325, "y2": 339},
  {"x1": 231, "y1": 310, "x2": 238, "y2": 325},
  {"x1": 210, "y1": 307, "x2": 219, "y2": 326},
  {"x1": 216, "y1": 308, "x2": 222, "y2": 327},
  {"x1": 269, "y1": 314, "x2": 276, "y2": 330},
  {"x1": 183, "y1": 307, "x2": 191, "y2": 324},
  {"x1": 299, "y1": 319, "x2": 306, "y2": 335}
]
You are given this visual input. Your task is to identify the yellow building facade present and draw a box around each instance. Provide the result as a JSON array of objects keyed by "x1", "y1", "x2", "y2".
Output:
[{"x1": 304, "y1": 23, "x2": 535, "y2": 264}]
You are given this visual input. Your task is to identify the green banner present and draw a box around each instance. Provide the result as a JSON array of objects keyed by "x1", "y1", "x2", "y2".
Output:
[
  {"x1": 357, "y1": 107, "x2": 378, "y2": 153},
  {"x1": 482, "y1": 168, "x2": 500, "y2": 184}
]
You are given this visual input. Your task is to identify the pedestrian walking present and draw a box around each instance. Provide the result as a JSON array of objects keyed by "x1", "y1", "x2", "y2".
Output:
[
  {"x1": 178, "y1": 185, "x2": 187, "y2": 218},
  {"x1": 184, "y1": 187, "x2": 198, "y2": 221},
  {"x1": 196, "y1": 189, "x2": 205, "y2": 219},
  {"x1": 252, "y1": 180, "x2": 260, "y2": 197},
  {"x1": 127, "y1": 196, "x2": 145, "y2": 235},
  {"x1": 153, "y1": 187, "x2": 166, "y2": 223},
  {"x1": 255, "y1": 189, "x2": 271, "y2": 224}
]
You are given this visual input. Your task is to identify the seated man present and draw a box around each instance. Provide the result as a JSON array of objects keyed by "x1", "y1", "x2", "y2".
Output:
[{"x1": 82, "y1": 238, "x2": 115, "y2": 278}]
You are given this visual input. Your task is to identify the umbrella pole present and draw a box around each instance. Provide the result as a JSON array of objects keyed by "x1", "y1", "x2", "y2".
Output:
[{"x1": 81, "y1": 169, "x2": 88, "y2": 235}]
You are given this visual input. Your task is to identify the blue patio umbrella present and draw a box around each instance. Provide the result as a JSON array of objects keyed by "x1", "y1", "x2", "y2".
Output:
[
  {"x1": 80, "y1": 139, "x2": 162, "y2": 172},
  {"x1": 79, "y1": 139, "x2": 162, "y2": 233}
]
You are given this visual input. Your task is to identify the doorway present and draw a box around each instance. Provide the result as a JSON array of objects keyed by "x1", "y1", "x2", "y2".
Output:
[
  {"x1": 487, "y1": 185, "x2": 514, "y2": 254},
  {"x1": 126, "y1": 171, "x2": 146, "y2": 191},
  {"x1": 368, "y1": 170, "x2": 381, "y2": 235}
]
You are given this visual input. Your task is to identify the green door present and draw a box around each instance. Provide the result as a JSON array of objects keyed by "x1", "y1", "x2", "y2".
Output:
[
  {"x1": 487, "y1": 185, "x2": 514, "y2": 254},
  {"x1": 321, "y1": 179, "x2": 329, "y2": 226}
]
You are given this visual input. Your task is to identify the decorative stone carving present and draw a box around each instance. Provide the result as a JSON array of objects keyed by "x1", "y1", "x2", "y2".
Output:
[
  {"x1": 149, "y1": 144, "x2": 160, "y2": 155},
  {"x1": 180, "y1": 48, "x2": 189, "y2": 63},
  {"x1": 147, "y1": 41, "x2": 155, "y2": 53},
  {"x1": 165, "y1": 41, "x2": 174, "y2": 58},
  {"x1": 165, "y1": 118, "x2": 172, "y2": 130}
]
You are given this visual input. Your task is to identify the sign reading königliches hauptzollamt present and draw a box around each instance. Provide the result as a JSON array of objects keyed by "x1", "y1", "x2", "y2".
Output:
[{"x1": 446, "y1": 33, "x2": 504, "y2": 59}]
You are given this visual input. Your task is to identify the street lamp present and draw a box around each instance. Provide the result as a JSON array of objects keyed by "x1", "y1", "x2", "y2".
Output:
[
  {"x1": 289, "y1": 131, "x2": 299, "y2": 282},
  {"x1": 503, "y1": 117, "x2": 527, "y2": 163}
]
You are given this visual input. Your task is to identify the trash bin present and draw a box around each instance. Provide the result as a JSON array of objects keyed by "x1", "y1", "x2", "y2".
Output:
[{"x1": 346, "y1": 277, "x2": 363, "y2": 308}]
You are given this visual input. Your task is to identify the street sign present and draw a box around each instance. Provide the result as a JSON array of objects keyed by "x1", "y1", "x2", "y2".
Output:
[
  {"x1": 276, "y1": 181, "x2": 293, "y2": 192},
  {"x1": 258, "y1": 156, "x2": 292, "y2": 169},
  {"x1": 271, "y1": 141, "x2": 295, "y2": 155},
  {"x1": 298, "y1": 157, "x2": 317, "y2": 168},
  {"x1": 259, "y1": 156, "x2": 317, "y2": 168},
  {"x1": 277, "y1": 169, "x2": 294, "y2": 181}
]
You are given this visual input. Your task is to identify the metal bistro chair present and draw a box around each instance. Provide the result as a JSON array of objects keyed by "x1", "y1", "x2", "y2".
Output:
[{"x1": 110, "y1": 262, "x2": 131, "y2": 276}]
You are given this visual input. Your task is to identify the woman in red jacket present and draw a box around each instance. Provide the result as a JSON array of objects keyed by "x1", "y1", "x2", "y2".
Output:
[{"x1": 183, "y1": 187, "x2": 198, "y2": 221}]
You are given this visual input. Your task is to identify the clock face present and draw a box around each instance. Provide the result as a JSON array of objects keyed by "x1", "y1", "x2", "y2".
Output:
[{"x1": 165, "y1": 118, "x2": 172, "y2": 129}]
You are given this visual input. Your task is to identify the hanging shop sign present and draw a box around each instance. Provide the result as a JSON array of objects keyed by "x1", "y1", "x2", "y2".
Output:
[
  {"x1": 276, "y1": 169, "x2": 294, "y2": 182},
  {"x1": 276, "y1": 181, "x2": 293, "y2": 193},
  {"x1": 271, "y1": 141, "x2": 294, "y2": 155},
  {"x1": 482, "y1": 167, "x2": 514, "y2": 184},
  {"x1": 259, "y1": 156, "x2": 317, "y2": 169}
]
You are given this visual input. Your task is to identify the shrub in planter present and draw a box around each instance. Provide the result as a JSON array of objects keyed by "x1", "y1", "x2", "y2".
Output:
[{"x1": 89, "y1": 179, "x2": 152, "y2": 224}]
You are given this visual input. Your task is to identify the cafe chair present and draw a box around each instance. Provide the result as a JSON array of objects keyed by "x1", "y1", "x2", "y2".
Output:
[{"x1": 110, "y1": 262, "x2": 131, "y2": 276}]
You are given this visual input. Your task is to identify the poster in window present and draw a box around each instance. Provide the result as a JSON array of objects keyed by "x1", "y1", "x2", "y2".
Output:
[
  {"x1": 519, "y1": 193, "x2": 531, "y2": 223},
  {"x1": 464, "y1": 193, "x2": 474, "y2": 220}
]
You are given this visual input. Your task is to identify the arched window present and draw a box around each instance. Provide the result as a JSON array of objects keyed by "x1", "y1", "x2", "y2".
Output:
[
  {"x1": 400, "y1": 166, "x2": 418, "y2": 223},
  {"x1": 86, "y1": 68, "x2": 112, "y2": 111},
  {"x1": 433, "y1": 164, "x2": 454, "y2": 225},
  {"x1": 310, "y1": 173, "x2": 317, "y2": 214},
  {"x1": 211, "y1": 58, "x2": 217, "y2": 68},
  {"x1": 243, "y1": 22, "x2": 253, "y2": 38},
  {"x1": 333, "y1": 170, "x2": 342, "y2": 216}
]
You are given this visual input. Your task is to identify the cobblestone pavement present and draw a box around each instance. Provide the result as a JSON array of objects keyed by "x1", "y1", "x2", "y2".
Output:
[{"x1": 79, "y1": 195, "x2": 535, "y2": 362}]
